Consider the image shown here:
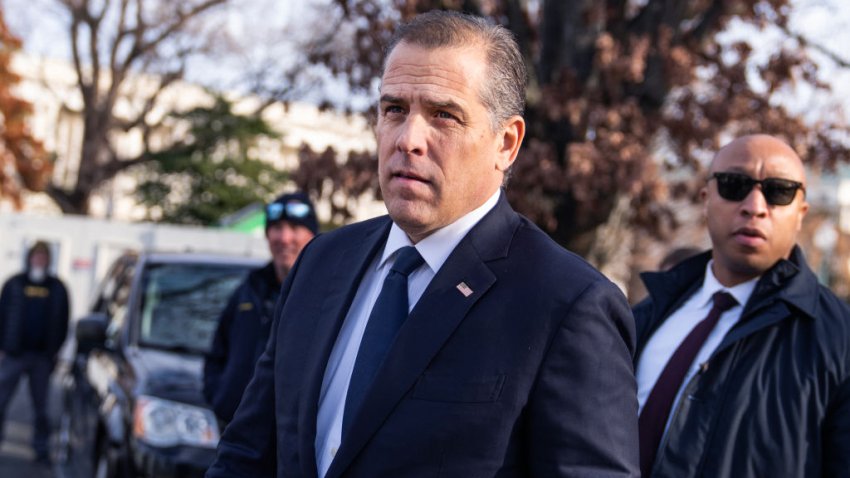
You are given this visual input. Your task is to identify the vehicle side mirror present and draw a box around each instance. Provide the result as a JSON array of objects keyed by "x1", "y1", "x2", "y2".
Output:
[{"x1": 75, "y1": 313, "x2": 108, "y2": 354}]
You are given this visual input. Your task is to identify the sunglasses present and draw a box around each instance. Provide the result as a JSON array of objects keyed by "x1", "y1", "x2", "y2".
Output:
[
  {"x1": 709, "y1": 172, "x2": 805, "y2": 206},
  {"x1": 266, "y1": 201, "x2": 312, "y2": 221}
]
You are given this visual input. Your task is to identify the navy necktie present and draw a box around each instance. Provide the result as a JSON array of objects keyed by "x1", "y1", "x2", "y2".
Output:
[
  {"x1": 639, "y1": 291, "x2": 737, "y2": 477},
  {"x1": 343, "y1": 246, "x2": 424, "y2": 436}
]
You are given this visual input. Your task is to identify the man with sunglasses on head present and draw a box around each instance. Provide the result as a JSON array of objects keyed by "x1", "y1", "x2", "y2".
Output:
[
  {"x1": 204, "y1": 192, "x2": 318, "y2": 424},
  {"x1": 634, "y1": 134, "x2": 850, "y2": 477}
]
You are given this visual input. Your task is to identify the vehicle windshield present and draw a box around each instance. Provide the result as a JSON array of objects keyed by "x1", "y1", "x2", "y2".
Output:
[{"x1": 138, "y1": 262, "x2": 253, "y2": 354}]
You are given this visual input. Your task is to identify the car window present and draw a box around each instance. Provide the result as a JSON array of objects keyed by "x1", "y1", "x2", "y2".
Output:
[{"x1": 137, "y1": 262, "x2": 252, "y2": 354}]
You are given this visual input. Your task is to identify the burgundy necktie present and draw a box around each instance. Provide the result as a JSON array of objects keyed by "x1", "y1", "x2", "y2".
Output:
[{"x1": 638, "y1": 291, "x2": 737, "y2": 477}]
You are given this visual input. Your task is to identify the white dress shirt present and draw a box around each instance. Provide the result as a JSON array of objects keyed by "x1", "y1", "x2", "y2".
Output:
[
  {"x1": 314, "y1": 190, "x2": 501, "y2": 478},
  {"x1": 636, "y1": 261, "x2": 757, "y2": 430}
]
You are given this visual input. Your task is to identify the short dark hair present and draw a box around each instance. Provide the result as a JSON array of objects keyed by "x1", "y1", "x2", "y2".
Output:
[
  {"x1": 27, "y1": 241, "x2": 51, "y2": 267},
  {"x1": 384, "y1": 10, "x2": 527, "y2": 129}
]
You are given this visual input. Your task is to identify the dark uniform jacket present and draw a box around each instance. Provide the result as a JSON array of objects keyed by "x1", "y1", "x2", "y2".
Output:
[
  {"x1": 204, "y1": 263, "x2": 281, "y2": 423},
  {"x1": 634, "y1": 246, "x2": 850, "y2": 477},
  {"x1": 0, "y1": 273, "x2": 69, "y2": 357}
]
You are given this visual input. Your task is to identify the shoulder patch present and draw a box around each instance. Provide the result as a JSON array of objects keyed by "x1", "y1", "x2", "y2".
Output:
[
  {"x1": 239, "y1": 302, "x2": 254, "y2": 311},
  {"x1": 24, "y1": 286, "x2": 50, "y2": 298}
]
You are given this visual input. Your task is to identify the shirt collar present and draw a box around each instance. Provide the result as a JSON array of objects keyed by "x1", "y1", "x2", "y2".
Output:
[
  {"x1": 380, "y1": 189, "x2": 502, "y2": 274},
  {"x1": 697, "y1": 259, "x2": 758, "y2": 309}
]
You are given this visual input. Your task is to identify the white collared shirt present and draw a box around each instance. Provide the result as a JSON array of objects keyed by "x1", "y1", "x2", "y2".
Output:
[
  {"x1": 314, "y1": 190, "x2": 501, "y2": 477},
  {"x1": 636, "y1": 261, "x2": 757, "y2": 427}
]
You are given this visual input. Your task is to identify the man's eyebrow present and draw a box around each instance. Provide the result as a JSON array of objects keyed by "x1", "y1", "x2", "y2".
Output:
[
  {"x1": 378, "y1": 95, "x2": 466, "y2": 117},
  {"x1": 423, "y1": 98, "x2": 464, "y2": 112},
  {"x1": 379, "y1": 94, "x2": 405, "y2": 104}
]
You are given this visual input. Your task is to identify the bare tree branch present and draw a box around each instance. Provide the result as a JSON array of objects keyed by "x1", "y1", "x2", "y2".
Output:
[
  {"x1": 84, "y1": 0, "x2": 104, "y2": 96},
  {"x1": 108, "y1": 0, "x2": 132, "y2": 76},
  {"x1": 133, "y1": 0, "x2": 225, "y2": 59},
  {"x1": 778, "y1": 23, "x2": 850, "y2": 68},
  {"x1": 44, "y1": 0, "x2": 229, "y2": 214},
  {"x1": 67, "y1": 3, "x2": 90, "y2": 103}
]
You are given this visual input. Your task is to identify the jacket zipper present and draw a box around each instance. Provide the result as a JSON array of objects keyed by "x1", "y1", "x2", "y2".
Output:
[{"x1": 650, "y1": 361, "x2": 711, "y2": 476}]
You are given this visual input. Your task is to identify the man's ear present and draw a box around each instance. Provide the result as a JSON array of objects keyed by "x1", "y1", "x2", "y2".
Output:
[
  {"x1": 495, "y1": 115, "x2": 525, "y2": 173},
  {"x1": 796, "y1": 200, "x2": 810, "y2": 232},
  {"x1": 700, "y1": 186, "x2": 709, "y2": 218}
]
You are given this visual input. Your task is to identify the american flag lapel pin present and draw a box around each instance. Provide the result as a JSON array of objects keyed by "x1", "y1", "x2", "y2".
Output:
[{"x1": 456, "y1": 282, "x2": 473, "y2": 297}]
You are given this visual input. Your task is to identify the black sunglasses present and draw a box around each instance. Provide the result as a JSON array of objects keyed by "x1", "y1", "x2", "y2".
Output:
[{"x1": 709, "y1": 172, "x2": 805, "y2": 206}]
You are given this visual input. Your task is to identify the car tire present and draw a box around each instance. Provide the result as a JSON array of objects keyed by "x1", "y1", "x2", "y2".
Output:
[{"x1": 95, "y1": 439, "x2": 128, "y2": 478}]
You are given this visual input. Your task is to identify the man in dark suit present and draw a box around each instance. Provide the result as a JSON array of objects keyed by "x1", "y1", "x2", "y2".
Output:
[
  {"x1": 207, "y1": 10, "x2": 639, "y2": 478},
  {"x1": 634, "y1": 135, "x2": 850, "y2": 477}
]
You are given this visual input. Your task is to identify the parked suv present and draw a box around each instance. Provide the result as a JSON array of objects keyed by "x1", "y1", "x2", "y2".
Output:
[{"x1": 57, "y1": 251, "x2": 264, "y2": 478}]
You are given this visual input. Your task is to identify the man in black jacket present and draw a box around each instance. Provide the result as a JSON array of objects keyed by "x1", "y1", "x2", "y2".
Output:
[
  {"x1": 634, "y1": 134, "x2": 850, "y2": 477},
  {"x1": 204, "y1": 192, "x2": 318, "y2": 423},
  {"x1": 0, "y1": 241, "x2": 69, "y2": 465}
]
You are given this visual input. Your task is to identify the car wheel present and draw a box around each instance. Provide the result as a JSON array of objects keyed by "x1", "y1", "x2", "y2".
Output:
[
  {"x1": 94, "y1": 440, "x2": 126, "y2": 478},
  {"x1": 95, "y1": 451, "x2": 111, "y2": 478}
]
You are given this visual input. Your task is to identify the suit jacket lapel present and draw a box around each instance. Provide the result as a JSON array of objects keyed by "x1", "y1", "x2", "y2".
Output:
[
  {"x1": 297, "y1": 218, "x2": 390, "y2": 478},
  {"x1": 326, "y1": 195, "x2": 518, "y2": 478}
]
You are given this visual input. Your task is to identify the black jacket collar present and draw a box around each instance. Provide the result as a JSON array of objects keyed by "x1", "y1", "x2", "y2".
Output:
[
  {"x1": 642, "y1": 245, "x2": 818, "y2": 319},
  {"x1": 637, "y1": 246, "x2": 820, "y2": 356}
]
